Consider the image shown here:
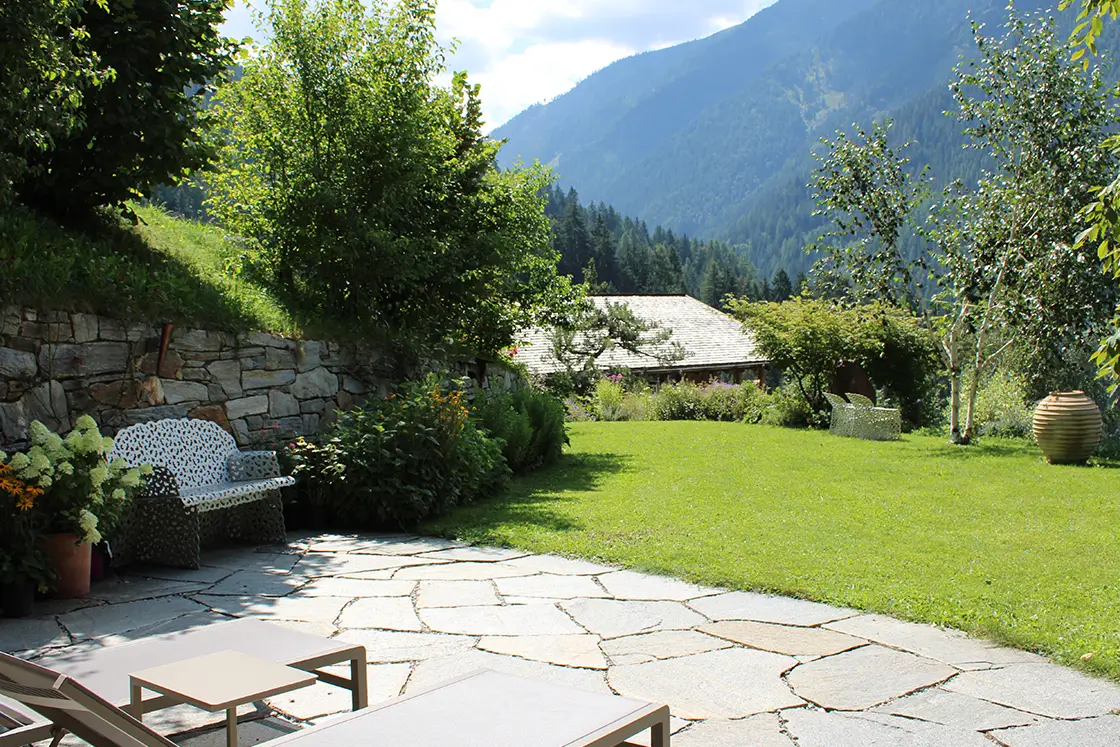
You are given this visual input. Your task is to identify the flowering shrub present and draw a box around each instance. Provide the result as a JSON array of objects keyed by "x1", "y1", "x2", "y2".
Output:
[
  {"x1": 1, "y1": 416, "x2": 149, "y2": 546},
  {"x1": 564, "y1": 397, "x2": 597, "y2": 422},
  {"x1": 0, "y1": 467, "x2": 55, "y2": 590},
  {"x1": 293, "y1": 376, "x2": 509, "y2": 529}
]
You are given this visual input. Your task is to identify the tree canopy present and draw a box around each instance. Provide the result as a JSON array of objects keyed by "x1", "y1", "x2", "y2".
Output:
[
  {"x1": 809, "y1": 10, "x2": 1118, "y2": 442},
  {"x1": 5, "y1": 0, "x2": 234, "y2": 219},
  {"x1": 210, "y1": 0, "x2": 570, "y2": 363}
]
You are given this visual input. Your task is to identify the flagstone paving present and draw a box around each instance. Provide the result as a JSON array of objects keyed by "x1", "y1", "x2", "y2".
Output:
[{"x1": 2, "y1": 532, "x2": 1119, "y2": 746}]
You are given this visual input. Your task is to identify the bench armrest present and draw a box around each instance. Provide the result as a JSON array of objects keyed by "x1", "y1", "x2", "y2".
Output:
[
  {"x1": 227, "y1": 450, "x2": 284, "y2": 481},
  {"x1": 139, "y1": 466, "x2": 181, "y2": 500}
]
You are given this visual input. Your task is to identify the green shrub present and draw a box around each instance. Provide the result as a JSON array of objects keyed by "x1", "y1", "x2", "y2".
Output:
[
  {"x1": 972, "y1": 369, "x2": 1035, "y2": 439},
  {"x1": 474, "y1": 385, "x2": 569, "y2": 473},
  {"x1": 620, "y1": 392, "x2": 650, "y2": 421},
  {"x1": 590, "y1": 378, "x2": 627, "y2": 421},
  {"x1": 650, "y1": 381, "x2": 706, "y2": 420},
  {"x1": 699, "y1": 382, "x2": 770, "y2": 423},
  {"x1": 649, "y1": 380, "x2": 769, "y2": 423},
  {"x1": 761, "y1": 382, "x2": 815, "y2": 428},
  {"x1": 297, "y1": 376, "x2": 509, "y2": 529}
]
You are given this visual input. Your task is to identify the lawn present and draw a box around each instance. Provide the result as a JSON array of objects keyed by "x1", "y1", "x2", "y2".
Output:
[{"x1": 427, "y1": 421, "x2": 1120, "y2": 679}]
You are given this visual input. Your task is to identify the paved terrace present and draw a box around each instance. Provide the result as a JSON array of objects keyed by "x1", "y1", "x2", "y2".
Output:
[{"x1": 2, "y1": 535, "x2": 1119, "y2": 746}]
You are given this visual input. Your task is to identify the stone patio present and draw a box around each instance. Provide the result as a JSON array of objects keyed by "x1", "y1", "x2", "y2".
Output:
[{"x1": 3, "y1": 534, "x2": 1120, "y2": 746}]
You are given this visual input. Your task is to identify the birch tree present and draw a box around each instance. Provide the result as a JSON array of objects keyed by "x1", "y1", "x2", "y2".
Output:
[{"x1": 811, "y1": 11, "x2": 1117, "y2": 443}]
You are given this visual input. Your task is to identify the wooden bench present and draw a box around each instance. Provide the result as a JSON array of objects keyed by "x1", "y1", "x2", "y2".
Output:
[{"x1": 109, "y1": 418, "x2": 294, "y2": 568}]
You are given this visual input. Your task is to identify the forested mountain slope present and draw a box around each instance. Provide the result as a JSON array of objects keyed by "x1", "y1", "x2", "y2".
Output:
[{"x1": 493, "y1": 0, "x2": 1083, "y2": 276}]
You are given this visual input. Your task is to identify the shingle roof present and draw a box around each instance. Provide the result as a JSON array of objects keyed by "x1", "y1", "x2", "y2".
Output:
[{"x1": 513, "y1": 295, "x2": 766, "y2": 375}]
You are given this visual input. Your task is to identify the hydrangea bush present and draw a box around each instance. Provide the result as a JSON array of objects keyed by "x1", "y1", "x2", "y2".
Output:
[{"x1": 1, "y1": 416, "x2": 150, "y2": 546}]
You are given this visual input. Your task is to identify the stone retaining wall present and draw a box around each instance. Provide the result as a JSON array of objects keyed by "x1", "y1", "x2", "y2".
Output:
[{"x1": 0, "y1": 306, "x2": 391, "y2": 448}]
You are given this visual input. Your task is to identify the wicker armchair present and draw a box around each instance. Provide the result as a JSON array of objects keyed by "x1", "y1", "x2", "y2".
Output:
[
  {"x1": 824, "y1": 392, "x2": 860, "y2": 438},
  {"x1": 843, "y1": 392, "x2": 902, "y2": 441}
]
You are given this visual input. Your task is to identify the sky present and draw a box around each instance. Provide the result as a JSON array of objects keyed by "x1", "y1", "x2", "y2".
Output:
[{"x1": 221, "y1": 0, "x2": 778, "y2": 130}]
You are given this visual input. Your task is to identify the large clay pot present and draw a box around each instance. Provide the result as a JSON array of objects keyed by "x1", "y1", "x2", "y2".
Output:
[
  {"x1": 1033, "y1": 390, "x2": 1103, "y2": 465},
  {"x1": 40, "y1": 534, "x2": 91, "y2": 598}
]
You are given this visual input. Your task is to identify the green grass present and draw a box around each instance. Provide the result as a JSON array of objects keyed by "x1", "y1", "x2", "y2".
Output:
[
  {"x1": 426, "y1": 421, "x2": 1120, "y2": 679},
  {"x1": 0, "y1": 202, "x2": 299, "y2": 334}
]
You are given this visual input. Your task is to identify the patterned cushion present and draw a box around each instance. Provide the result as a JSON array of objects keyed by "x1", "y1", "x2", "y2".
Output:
[{"x1": 180, "y1": 477, "x2": 295, "y2": 512}]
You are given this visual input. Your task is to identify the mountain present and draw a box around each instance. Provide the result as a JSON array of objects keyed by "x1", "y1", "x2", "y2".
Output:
[{"x1": 492, "y1": 0, "x2": 1071, "y2": 275}]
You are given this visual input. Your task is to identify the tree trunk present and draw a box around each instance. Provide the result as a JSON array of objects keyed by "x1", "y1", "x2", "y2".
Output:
[
  {"x1": 949, "y1": 371, "x2": 965, "y2": 444},
  {"x1": 962, "y1": 371, "x2": 981, "y2": 444}
]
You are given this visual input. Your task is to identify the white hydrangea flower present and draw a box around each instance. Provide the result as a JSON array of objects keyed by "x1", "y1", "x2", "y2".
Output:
[
  {"x1": 78, "y1": 509, "x2": 101, "y2": 545},
  {"x1": 111, "y1": 488, "x2": 126, "y2": 502},
  {"x1": 56, "y1": 461, "x2": 74, "y2": 475},
  {"x1": 110, "y1": 458, "x2": 128, "y2": 472},
  {"x1": 38, "y1": 475, "x2": 52, "y2": 488},
  {"x1": 15, "y1": 449, "x2": 41, "y2": 479},
  {"x1": 139, "y1": 464, "x2": 154, "y2": 476},
  {"x1": 82, "y1": 429, "x2": 104, "y2": 454},
  {"x1": 29, "y1": 449, "x2": 51, "y2": 474},
  {"x1": 7, "y1": 452, "x2": 30, "y2": 470},
  {"x1": 43, "y1": 432, "x2": 65, "y2": 457},
  {"x1": 28, "y1": 421, "x2": 52, "y2": 445},
  {"x1": 101, "y1": 437, "x2": 114, "y2": 454},
  {"x1": 0, "y1": 450, "x2": 6, "y2": 462},
  {"x1": 75, "y1": 415, "x2": 97, "y2": 431},
  {"x1": 88, "y1": 465, "x2": 109, "y2": 486},
  {"x1": 121, "y1": 469, "x2": 141, "y2": 488}
]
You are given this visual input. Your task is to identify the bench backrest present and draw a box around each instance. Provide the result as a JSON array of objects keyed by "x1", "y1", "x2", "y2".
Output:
[{"x1": 110, "y1": 419, "x2": 238, "y2": 489}]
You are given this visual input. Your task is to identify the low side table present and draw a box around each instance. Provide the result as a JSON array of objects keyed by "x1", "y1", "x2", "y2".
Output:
[{"x1": 129, "y1": 650, "x2": 317, "y2": 747}]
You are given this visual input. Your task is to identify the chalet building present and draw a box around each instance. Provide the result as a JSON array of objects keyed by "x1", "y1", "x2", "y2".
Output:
[{"x1": 515, "y1": 294, "x2": 769, "y2": 385}]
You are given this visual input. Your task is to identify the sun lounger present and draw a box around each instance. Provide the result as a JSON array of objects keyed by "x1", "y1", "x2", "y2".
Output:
[
  {"x1": 0, "y1": 618, "x2": 366, "y2": 745},
  {"x1": 0, "y1": 653, "x2": 670, "y2": 747}
]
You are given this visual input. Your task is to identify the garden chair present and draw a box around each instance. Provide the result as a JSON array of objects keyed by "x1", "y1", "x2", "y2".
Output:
[
  {"x1": 109, "y1": 419, "x2": 294, "y2": 569},
  {"x1": 823, "y1": 392, "x2": 859, "y2": 438},
  {"x1": 0, "y1": 653, "x2": 671, "y2": 747},
  {"x1": 843, "y1": 392, "x2": 902, "y2": 441},
  {"x1": 845, "y1": 392, "x2": 876, "y2": 408}
]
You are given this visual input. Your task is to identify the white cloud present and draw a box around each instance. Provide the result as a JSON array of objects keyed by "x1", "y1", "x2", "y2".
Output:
[{"x1": 222, "y1": 0, "x2": 777, "y2": 129}]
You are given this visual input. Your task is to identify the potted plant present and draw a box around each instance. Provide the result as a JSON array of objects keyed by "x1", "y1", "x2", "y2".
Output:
[
  {"x1": 0, "y1": 545, "x2": 55, "y2": 618},
  {"x1": 2, "y1": 417, "x2": 148, "y2": 597},
  {"x1": 0, "y1": 464, "x2": 56, "y2": 616}
]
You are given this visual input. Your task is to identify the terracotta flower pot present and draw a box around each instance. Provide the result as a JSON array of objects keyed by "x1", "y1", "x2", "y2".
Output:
[
  {"x1": 40, "y1": 533, "x2": 92, "y2": 598},
  {"x1": 1033, "y1": 390, "x2": 1103, "y2": 465}
]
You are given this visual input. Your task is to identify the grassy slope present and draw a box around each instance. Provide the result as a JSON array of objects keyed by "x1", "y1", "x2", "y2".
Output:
[
  {"x1": 0, "y1": 203, "x2": 298, "y2": 335},
  {"x1": 427, "y1": 421, "x2": 1120, "y2": 679}
]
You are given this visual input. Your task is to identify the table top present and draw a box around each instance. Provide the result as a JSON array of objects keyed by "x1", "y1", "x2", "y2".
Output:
[
  {"x1": 267, "y1": 669, "x2": 667, "y2": 747},
  {"x1": 130, "y1": 650, "x2": 317, "y2": 712}
]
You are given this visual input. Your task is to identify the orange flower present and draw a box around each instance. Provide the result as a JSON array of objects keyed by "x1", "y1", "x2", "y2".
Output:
[
  {"x1": 16, "y1": 492, "x2": 34, "y2": 512},
  {"x1": 0, "y1": 477, "x2": 23, "y2": 495}
]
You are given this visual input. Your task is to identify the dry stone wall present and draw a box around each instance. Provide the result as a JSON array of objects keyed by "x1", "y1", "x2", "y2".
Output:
[{"x1": 0, "y1": 306, "x2": 390, "y2": 448}]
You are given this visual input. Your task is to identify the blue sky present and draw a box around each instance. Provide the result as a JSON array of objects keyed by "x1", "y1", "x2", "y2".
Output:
[{"x1": 221, "y1": 0, "x2": 777, "y2": 130}]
